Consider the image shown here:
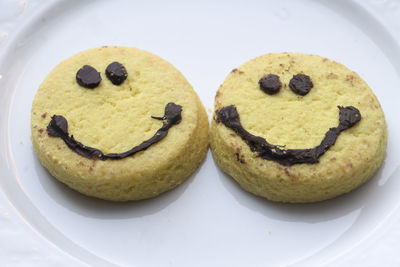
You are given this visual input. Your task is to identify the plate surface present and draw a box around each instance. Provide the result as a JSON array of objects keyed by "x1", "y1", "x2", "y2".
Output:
[{"x1": 1, "y1": 0, "x2": 400, "y2": 266}]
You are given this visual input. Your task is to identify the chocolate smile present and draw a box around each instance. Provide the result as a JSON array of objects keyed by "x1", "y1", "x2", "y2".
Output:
[
  {"x1": 215, "y1": 73, "x2": 362, "y2": 166},
  {"x1": 47, "y1": 62, "x2": 182, "y2": 160},
  {"x1": 47, "y1": 102, "x2": 182, "y2": 160}
]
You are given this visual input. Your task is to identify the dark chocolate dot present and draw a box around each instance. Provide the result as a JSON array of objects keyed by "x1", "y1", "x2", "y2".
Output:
[
  {"x1": 289, "y1": 74, "x2": 313, "y2": 96},
  {"x1": 76, "y1": 65, "x2": 101, "y2": 89},
  {"x1": 106, "y1": 62, "x2": 128, "y2": 85},
  {"x1": 259, "y1": 74, "x2": 281, "y2": 94}
]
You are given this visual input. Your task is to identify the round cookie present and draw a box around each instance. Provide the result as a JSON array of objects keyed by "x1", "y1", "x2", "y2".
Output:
[
  {"x1": 211, "y1": 53, "x2": 387, "y2": 203},
  {"x1": 31, "y1": 46, "x2": 208, "y2": 201}
]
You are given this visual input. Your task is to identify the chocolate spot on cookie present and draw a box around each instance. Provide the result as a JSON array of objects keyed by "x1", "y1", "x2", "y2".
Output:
[
  {"x1": 235, "y1": 152, "x2": 240, "y2": 161},
  {"x1": 289, "y1": 74, "x2": 313, "y2": 96},
  {"x1": 259, "y1": 74, "x2": 281, "y2": 95},
  {"x1": 232, "y1": 68, "x2": 244, "y2": 74},
  {"x1": 235, "y1": 152, "x2": 245, "y2": 164},
  {"x1": 76, "y1": 65, "x2": 102, "y2": 89},
  {"x1": 106, "y1": 62, "x2": 128, "y2": 85},
  {"x1": 327, "y1": 73, "x2": 338, "y2": 79},
  {"x1": 41, "y1": 112, "x2": 47, "y2": 118},
  {"x1": 345, "y1": 75, "x2": 355, "y2": 86},
  {"x1": 347, "y1": 162, "x2": 353, "y2": 169}
]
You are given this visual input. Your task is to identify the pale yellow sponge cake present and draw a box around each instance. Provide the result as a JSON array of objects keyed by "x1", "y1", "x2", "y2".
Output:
[
  {"x1": 210, "y1": 53, "x2": 387, "y2": 203},
  {"x1": 31, "y1": 46, "x2": 208, "y2": 201}
]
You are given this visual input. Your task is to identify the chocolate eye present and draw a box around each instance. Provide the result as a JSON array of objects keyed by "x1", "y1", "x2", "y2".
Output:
[
  {"x1": 76, "y1": 65, "x2": 102, "y2": 89},
  {"x1": 259, "y1": 74, "x2": 281, "y2": 95},
  {"x1": 106, "y1": 62, "x2": 128, "y2": 85},
  {"x1": 289, "y1": 74, "x2": 313, "y2": 96}
]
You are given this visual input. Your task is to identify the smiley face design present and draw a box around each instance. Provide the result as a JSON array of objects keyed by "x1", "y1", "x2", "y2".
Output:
[
  {"x1": 31, "y1": 46, "x2": 208, "y2": 201},
  {"x1": 47, "y1": 61, "x2": 183, "y2": 161},
  {"x1": 216, "y1": 74, "x2": 362, "y2": 166},
  {"x1": 210, "y1": 53, "x2": 387, "y2": 203}
]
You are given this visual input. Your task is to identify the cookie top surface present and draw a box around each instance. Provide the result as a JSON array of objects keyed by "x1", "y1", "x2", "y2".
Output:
[
  {"x1": 31, "y1": 46, "x2": 201, "y2": 180},
  {"x1": 213, "y1": 53, "x2": 386, "y2": 178}
]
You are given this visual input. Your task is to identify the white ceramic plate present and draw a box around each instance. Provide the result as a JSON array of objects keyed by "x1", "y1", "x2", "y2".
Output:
[{"x1": 1, "y1": 0, "x2": 400, "y2": 266}]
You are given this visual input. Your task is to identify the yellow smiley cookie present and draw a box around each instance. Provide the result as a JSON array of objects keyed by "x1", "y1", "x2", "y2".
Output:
[
  {"x1": 31, "y1": 46, "x2": 208, "y2": 201},
  {"x1": 211, "y1": 53, "x2": 387, "y2": 203}
]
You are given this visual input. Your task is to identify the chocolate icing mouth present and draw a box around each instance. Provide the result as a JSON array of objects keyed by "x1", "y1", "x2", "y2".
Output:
[
  {"x1": 215, "y1": 105, "x2": 361, "y2": 166},
  {"x1": 47, "y1": 102, "x2": 182, "y2": 160}
]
